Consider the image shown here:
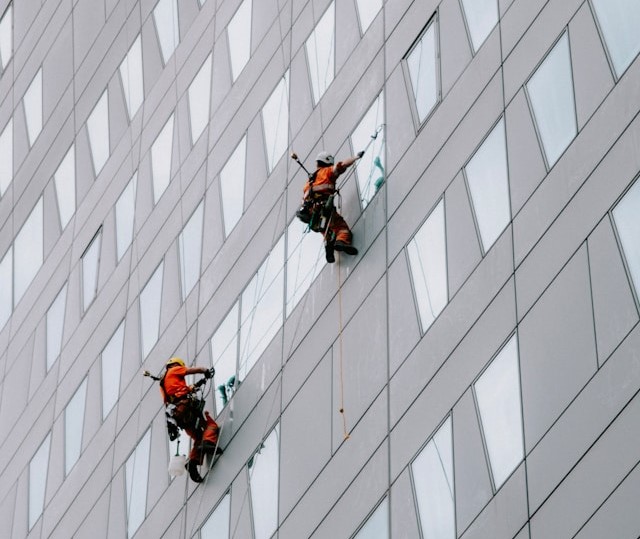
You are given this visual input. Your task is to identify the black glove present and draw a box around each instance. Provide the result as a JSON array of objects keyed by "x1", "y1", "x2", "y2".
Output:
[
  {"x1": 357, "y1": 150, "x2": 364, "y2": 158},
  {"x1": 204, "y1": 367, "x2": 214, "y2": 379}
]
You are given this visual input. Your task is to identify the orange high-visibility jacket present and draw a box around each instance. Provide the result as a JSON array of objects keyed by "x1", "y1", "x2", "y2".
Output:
[
  {"x1": 160, "y1": 365, "x2": 191, "y2": 403},
  {"x1": 303, "y1": 162, "x2": 348, "y2": 197}
]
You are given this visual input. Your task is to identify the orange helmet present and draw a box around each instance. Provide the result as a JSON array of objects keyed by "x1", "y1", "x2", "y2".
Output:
[{"x1": 166, "y1": 357, "x2": 185, "y2": 368}]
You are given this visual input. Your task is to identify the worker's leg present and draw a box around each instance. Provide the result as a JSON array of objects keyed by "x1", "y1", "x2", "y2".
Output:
[
  {"x1": 202, "y1": 411, "x2": 223, "y2": 455},
  {"x1": 329, "y1": 212, "x2": 358, "y2": 255}
]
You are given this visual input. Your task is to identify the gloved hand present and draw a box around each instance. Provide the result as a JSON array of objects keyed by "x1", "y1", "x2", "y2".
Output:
[
  {"x1": 204, "y1": 367, "x2": 215, "y2": 379},
  {"x1": 357, "y1": 150, "x2": 364, "y2": 158}
]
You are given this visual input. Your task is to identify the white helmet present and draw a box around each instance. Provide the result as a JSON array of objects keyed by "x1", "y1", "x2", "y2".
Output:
[{"x1": 316, "y1": 151, "x2": 334, "y2": 166}]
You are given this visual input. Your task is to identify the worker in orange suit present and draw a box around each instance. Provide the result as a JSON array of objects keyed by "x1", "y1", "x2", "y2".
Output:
[{"x1": 159, "y1": 357, "x2": 222, "y2": 483}]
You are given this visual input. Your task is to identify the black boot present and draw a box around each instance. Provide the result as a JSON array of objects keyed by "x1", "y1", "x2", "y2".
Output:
[
  {"x1": 325, "y1": 240, "x2": 335, "y2": 263},
  {"x1": 187, "y1": 460, "x2": 203, "y2": 483},
  {"x1": 334, "y1": 240, "x2": 358, "y2": 256},
  {"x1": 202, "y1": 441, "x2": 224, "y2": 456}
]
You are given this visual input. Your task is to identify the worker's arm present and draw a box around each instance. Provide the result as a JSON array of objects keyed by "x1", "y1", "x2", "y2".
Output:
[
  {"x1": 184, "y1": 366, "x2": 213, "y2": 377},
  {"x1": 335, "y1": 151, "x2": 364, "y2": 174}
]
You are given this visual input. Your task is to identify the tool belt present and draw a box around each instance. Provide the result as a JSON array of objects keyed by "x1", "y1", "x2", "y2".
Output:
[
  {"x1": 165, "y1": 393, "x2": 205, "y2": 436},
  {"x1": 297, "y1": 193, "x2": 335, "y2": 232}
]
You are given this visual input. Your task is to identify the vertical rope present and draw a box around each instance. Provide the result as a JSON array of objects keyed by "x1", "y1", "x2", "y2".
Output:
[{"x1": 336, "y1": 252, "x2": 349, "y2": 440}]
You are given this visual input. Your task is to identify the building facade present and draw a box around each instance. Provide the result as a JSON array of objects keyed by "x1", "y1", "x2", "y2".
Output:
[{"x1": 1, "y1": 0, "x2": 640, "y2": 537}]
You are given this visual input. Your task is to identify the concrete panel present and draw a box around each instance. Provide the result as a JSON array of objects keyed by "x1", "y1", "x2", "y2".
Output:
[
  {"x1": 390, "y1": 468, "x2": 421, "y2": 539},
  {"x1": 0, "y1": 482, "x2": 17, "y2": 539},
  {"x1": 43, "y1": 16, "x2": 74, "y2": 122},
  {"x1": 289, "y1": 48, "x2": 314, "y2": 141},
  {"x1": 384, "y1": 66, "x2": 417, "y2": 173},
  {"x1": 335, "y1": 0, "x2": 360, "y2": 73},
  {"x1": 280, "y1": 352, "x2": 332, "y2": 519},
  {"x1": 74, "y1": 486, "x2": 110, "y2": 539},
  {"x1": 445, "y1": 171, "x2": 482, "y2": 297},
  {"x1": 72, "y1": 0, "x2": 107, "y2": 68},
  {"x1": 519, "y1": 246, "x2": 598, "y2": 451},
  {"x1": 440, "y1": 0, "x2": 473, "y2": 97},
  {"x1": 505, "y1": 89, "x2": 547, "y2": 217},
  {"x1": 229, "y1": 471, "x2": 253, "y2": 539},
  {"x1": 460, "y1": 464, "x2": 528, "y2": 539},
  {"x1": 569, "y1": 3, "x2": 615, "y2": 130},
  {"x1": 588, "y1": 217, "x2": 638, "y2": 365},
  {"x1": 530, "y1": 392, "x2": 640, "y2": 539},
  {"x1": 107, "y1": 474, "x2": 127, "y2": 539},
  {"x1": 453, "y1": 389, "x2": 493, "y2": 534}
]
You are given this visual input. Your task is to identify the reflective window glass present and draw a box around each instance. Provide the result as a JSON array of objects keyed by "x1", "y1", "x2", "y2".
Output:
[
  {"x1": 188, "y1": 54, "x2": 212, "y2": 143},
  {"x1": 613, "y1": 178, "x2": 640, "y2": 296},
  {"x1": 64, "y1": 378, "x2": 87, "y2": 475},
  {"x1": 24, "y1": 68, "x2": 42, "y2": 146},
  {"x1": 591, "y1": 0, "x2": 640, "y2": 77},
  {"x1": 0, "y1": 118, "x2": 11, "y2": 196},
  {"x1": 200, "y1": 492, "x2": 231, "y2": 539},
  {"x1": 407, "y1": 199, "x2": 448, "y2": 333},
  {"x1": 411, "y1": 416, "x2": 455, "y2": 539},
  {"x1": 526, "y1": 32, "x2": 577, "y2": 168},
  {"x1": 101, "y1": 321, "x2": 125, "y2": 419},
  {"x1": 465, "y1": 118, "x2": 510, "y2": 252},
  {"x1": 0, "y1": 5, "x2": 12, "y2": 70},
  {"x1": 262, "y1": 71, "x2": 289, "y2": 173},
  {"x1": 306, "y1": 2, "x2": 335, "y2": 104},
  {"x1": 239, "y1": 237, "x2": 284, "y2": 379},
  {"x1": 474, "y1": 334, "x2": 524, "y2": 489},
  {"x1": 46, "y1": 284, "x2": 67, "y2": 371},
  {"x1": 140, "y1": 262, "x2": 163, "y2": 358},
  {"x1": 211, "y1": 303, "x2": 239, "y2": 414},
  {"x1": 220, "y1": 136, "x2": 246, "y2": 236},
  {"x1": 154, "y1": 0, "x2": 180, "y2": 65},
  {"x1": 228, "y1": 0, "x2": 252, "y2": 81},
  {"x1": 54, "y1": 145, "x2": 76, "y2": 229},
  {"x1": 286, "y1": 218, "x2": 324, "y2": 316},
  {"x1": 115, "y1": 173, "x2": 137, "y2": 261},
  {"x1": 151, "y1": 114, "x2": 174, "y2": 204},
  {"x1": 125, "y1": 429, "x2": 151, "y2": 538},
  {"x1": 14, "y1": 197, "x2": 43, "y2": 306},
  {"x1": 353, "y1": 498, "x2": 389, "y2": 539},
  {"x1": 29, "y1": 433, "x2": 51, "y2": 530},
  {"x1": 248, "y1": 424, "x2": 279, "y2": 539},
  {"x1": 460, "y1": 0, "x2": 499, "y2": 52},
  {"x1": 87, "y1": 90, "x2": 110, "y2": 175},
  {"x1": 120, "y1": 35, "x2": 144, "y2": 119},
  {"x1": 0, "y1": 247, "x2": 11, "y2": 330},
  {"x1": 406, "y1": 20, "x2": 439, "y2": 124},
  {"x1": 351, "y1": 93, "x2": 385, "y2": 208},
  {"x1": 179, "y1": 201, "x2": 204, "y2": 300},
  {"x1": 82, "y1": 229, "x2": 101, "y2": 312},
  {"x1": 355, "y1": 0, "x2": 382, "y2": 34}
]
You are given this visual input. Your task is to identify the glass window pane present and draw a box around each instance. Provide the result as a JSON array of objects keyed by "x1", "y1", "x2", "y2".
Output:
[
  {"x1": 65, "y1": 378, "x2": 87, "y2": 475},
  {"x1": 262, "y1": 72, "x2": 289, "y2": 173},
  {"x1": 228, "y1": 0, "x2": 252, "y2": 81},
  {"x1": 102, "y1": 321, "x2": 125, "y2": 419},
  {"x1": 151, "y1": 114, "x2": 174, "y2": 204},
  {"x1": 87, "y1": 90, "x2": 110, "y2": 175},
  {"x1": 189, "y1": 54, "x2": 212, "y2": 143},
  {"x1": 140, "y1": 262, "x2": 163, "y2": 358},
  {"x1": 613, "y1": 178, "x2": 640, "y2": 295},
  {"x1": 526, "y1": 33, "x2": 577, "y2": 168},
  {"x1": 353, "y1": 498, "x2": 389, "y2": 539},
  {"x1": 29, "y1": 433, "x2": 51, "y2": 530},
  {"x1": 0, "y1": 5, "x2": 12, "y2": 70},
  {"x1": 14, "y1": 197, "x2": 43, "y2": 306},
  {"x1": 201, "y1": 492, "x2": 231, "y2": 539},
  {"x1": 125, "y1": 429, "x2": 151, "y2": 538},
  {"x1": 411, "y1": 417, "x2": 455, "y2": 539},
  {"x1": 351, "y1": 93, "x2": 385, "y2": 208},
  {"x1": 248, "y1": 424, "x2": 279, "y2": 539},
  {"x1": 154, "y1": 0, "x2": 179, "y2": 64},
  {"x1": 179, "y1": 201, "x2": 204, "y2": 300},
  {"x1": 0, "y1": 118, "x2": 12, "y2": 196},
  {"x1": 115, "y1": 173, "x2": 137, "y2": 261},
  {"x1": 306, "y1": 2, "x2": 335, "y2": 104},
  {"x1": 355, "y1": 0, "x2": 381, "y2": 34},
  {"x1": 120, "y1": 35, "x2": 144, "y2": 119},
  {"x1": 239, "y1": 237, "x2": 284, "y2": 379},
  {"x1": 82, "y1": 229, "x2": 102, "y2": 312},
  {"x1": 465, "y1": 118, "x2": 510, "y2": 252},
  {"x1": 220, "y1": 136, "x2": 246, "y2": 236},
  {"x1": 54, "y1": 145, "x2": 76, "y2": 229},
  {"x1": 24, "y1": 68, "x2": 42, "y2": 146},
  {"x1": 474, "y1": 334, "x2": 524, "y2": 489},
  {"x1": 460, "y1": 0, "x2": 499, "y2": 52},
  {"x1": 407, "y1": 199, "x2": 447, "y2": 333},
  {"x1": 0, "y1": 247, "x2": 11, "y2": 332},
  {"x1": 211, "y1": 303, "x2": 239, "y2": 414},
  {"x1": 46, "y1": 284, "x2": 67, "y2": 371},
  {"x1": 591, "y1": 0, "x2": 640, "y2": 77},
  {"x1": 286, "y1": 218, "x2": 325, "y2": 317},
  {"x1": 406, "y1": 21, "x2": 439, "y2": 124}
]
